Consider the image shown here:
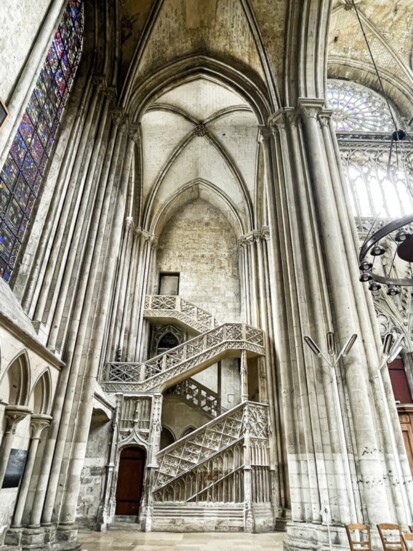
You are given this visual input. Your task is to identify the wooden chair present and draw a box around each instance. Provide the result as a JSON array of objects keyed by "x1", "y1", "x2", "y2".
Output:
[
  {"x1": 409, "y1": 527, "x2": 413, "y2": 534},
  {"x1": 377, "y1": 524, "x2": 403, "y2": 551},
  {"x1": 345, "y1": 524, "x2": 372, "y2": 551},
  {"x1": 401, "y1": 533, "x2": 413, "y2": 551}
]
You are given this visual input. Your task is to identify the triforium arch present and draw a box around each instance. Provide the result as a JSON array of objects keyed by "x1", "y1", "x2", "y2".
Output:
[
  {"x1": 29, "y1": 369, "x2": 52, "y2": 415},
  {"x1": 1, "y1": 351, "x2": 31, "y2": 407}
]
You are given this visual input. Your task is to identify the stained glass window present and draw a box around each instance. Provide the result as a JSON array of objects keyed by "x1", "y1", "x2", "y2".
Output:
[
  {"x1": 328, "y1": 79, "x2": 413, "y2": 221},
  {"x1": 327, "y1": 79, "x2": 395, "y2": 132},
  {"x1": 0, "y1": 0, "x2": 83, "y2": 282}
]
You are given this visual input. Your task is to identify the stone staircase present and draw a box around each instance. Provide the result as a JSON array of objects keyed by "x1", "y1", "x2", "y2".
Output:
[
  {"x1": 165, "y1": 377, "x2": 223, "y2": 419},
  {"x1": 100, "y1": 322, "x2": 264, "y2": 393},
  {"x1": 146, "y1": 295, "x2": 225, "y2": 418},
  {"x1": 100, "y1": 297, "x2": 273, "y2": 532},
  {"x1": 150, "y1": 401, "x2": 272, "y2": 531},
  {"x1": 144, "y1": 295, "x2": 220, "y2": 333}
]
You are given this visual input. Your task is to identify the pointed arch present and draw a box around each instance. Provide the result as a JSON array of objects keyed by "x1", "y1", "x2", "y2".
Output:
[
  {"x1": 1, "y1": 350, "x2": 31, "y2": 406},
  {"x1": 30, "y1": 368, "x2": 52, "y2": 414},
  {"x1": 126, "y1": 56, "x2": 271, "y2": 125},
  {"x1": 150, "y1": 178, "x2": 246, "y2": 238}
]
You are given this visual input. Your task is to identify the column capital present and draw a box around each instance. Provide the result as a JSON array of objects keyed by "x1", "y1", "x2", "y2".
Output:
[
  {"x1": 257, "y1": 125, "x2": 272, "y2": 143},
  {"x1": 297, "y1": 98, "x2": 325, "y2": 120},
  {"x1": 110, "y1": 108, "x2": 129, "y2": 129},
  {"x1": 4, "y1": 405, "x2": 32, "y2": 434},
  {"x1": 268, "y1": 108, "x2": 300, "y2": 132},
  {"x1": 127, "y1": 122, "x2": 141, "y2": 144},
  {"x1": 319, "y1": 109, "x2": 334, "y2": 128},
  {"x1": 239, "y1": 228, "x2": 269, "y2": 246},
  {"x1": 30, "y1": 414, "x2": 52, "y2": 439}
]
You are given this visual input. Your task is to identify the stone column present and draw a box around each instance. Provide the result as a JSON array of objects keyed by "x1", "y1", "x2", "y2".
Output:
[
  {"x1": 243, "y1": 404, "x2": 254, "y2": 533},
  {"x1": 259, "y1": 128, "x2": 291, "y2": 521},
  {"x1": 266, "y1": 101, "x2": 413, "y2": 549},
  {"x1": 55, "y1": 122, "x2": 137, "y2": 529},
  {"x1": 11, "y1": 415, "x2": 52, "y2": 528},
  {"x1": 0, "y1": 406, "x2": 31, "y2": 488},
  {"x1": 97, "y1": 395, "x2": 122, "y2": 531},
  {"x1": 240, "y1": 349, "x2": 249, "y2": 402},
  {"x1": 145, "y1": 393, "x2": 163, "y2": 533},
  {"x1": 33, "y1": 113, "x2": 126, "y2": 530}
]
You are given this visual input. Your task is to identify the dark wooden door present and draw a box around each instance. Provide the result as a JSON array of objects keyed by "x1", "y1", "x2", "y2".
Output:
[
  {"x1": 115, "y1": 446, "x2": 146, "y2": 515},
  {"x1": 398, "y1": 406, "x2": 413, "y2": 475}
]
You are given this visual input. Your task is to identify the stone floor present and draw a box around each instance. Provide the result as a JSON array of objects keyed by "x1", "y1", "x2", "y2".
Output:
[{"x1": 78, "y1": 530, "x2": 285, "y2": 551}]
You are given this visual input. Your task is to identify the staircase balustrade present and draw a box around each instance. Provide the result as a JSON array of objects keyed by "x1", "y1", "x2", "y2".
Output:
[
  {"x1": 167, "y1": 378, "x2": 221, "y2": 418},
  {"x1": 154, "y1": 401, "x2": 269, "y2": 493},
  {"x1": 100, "y1": 323, "x2": 264, "y2": 393},
  {"x1": 144, "y1": 295, "x2": 220, "y2": 332}
]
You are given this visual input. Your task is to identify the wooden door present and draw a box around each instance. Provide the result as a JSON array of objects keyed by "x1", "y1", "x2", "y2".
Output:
[
  {"x1": 115, "y1": 446, "x2": 146, "y2": 515},
  {"x1": 398, "y1": 406, "x2": 413, "y2": 475}
]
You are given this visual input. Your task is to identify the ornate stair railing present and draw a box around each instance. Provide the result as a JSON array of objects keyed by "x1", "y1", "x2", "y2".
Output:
[
  {"x1": 144, "y1": 295, "x2": 220, "y2": 333},
  {"x1": 100, "y1": 323, "x2": 264, "y2": 393},
  {"x1": 153, "y1": 401, "x2": 270, "y2": 494},
  {"x1": 167, "y1": 377, "x2": 222, "y2": 418}
]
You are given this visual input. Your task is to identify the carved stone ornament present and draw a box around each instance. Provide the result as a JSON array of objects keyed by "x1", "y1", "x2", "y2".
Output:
[{"x1": 194, "y1": 123, "x2": 208, "y2": 137}]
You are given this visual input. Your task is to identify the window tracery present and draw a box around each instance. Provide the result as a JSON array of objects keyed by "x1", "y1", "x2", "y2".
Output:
[
  {"x1": 0, "y1": 0, "x2": 83, "y2": 282},
  {"x1": 328, "y1": 79, "x2": 413, "y2": 221},
  {"x1": 327, "y1": 79, "x2": 395, "y2": 132}
]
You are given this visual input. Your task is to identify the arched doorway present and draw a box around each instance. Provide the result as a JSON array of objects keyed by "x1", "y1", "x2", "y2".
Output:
[{"x1": 115, "y1": 446, "x2": 146, "y2": 516}]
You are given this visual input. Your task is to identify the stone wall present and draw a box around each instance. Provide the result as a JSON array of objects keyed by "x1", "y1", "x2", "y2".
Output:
[
  {"x1": 76, "y1": 415, "x2": 112, "y2": 526},
  {"x1": 0, "y1": 0, "x2": 52, "y2": 103},
  {"x1": 156, "y1": 198, "x2": 241, "y2": 323}
]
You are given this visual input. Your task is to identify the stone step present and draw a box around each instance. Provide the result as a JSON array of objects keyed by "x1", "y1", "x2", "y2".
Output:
[
  {"x1": 109, "y1": 515, "x2": 141, "y2": 531},
  {"x1": 151, "y1": 503, "x2": 245, "y2": 532}
]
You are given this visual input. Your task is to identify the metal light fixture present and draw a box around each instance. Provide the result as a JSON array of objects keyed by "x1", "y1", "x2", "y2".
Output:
[
  {"x1": 351, "y1": 0, "x2": 413, "y2": 292},
  {"x1": 369, "y1": 281, "x2": 381, "y2": 292},
  {"x1": 359, "y1": 272, "x2": 372, "y2": 282}
]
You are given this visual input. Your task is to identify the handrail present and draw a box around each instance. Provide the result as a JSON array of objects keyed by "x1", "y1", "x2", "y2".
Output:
[
  {"x1": 154, "y1": 437, "x2": 245, "y2": 493},
  {"x1": 144, "y1": 295, "x2": 220, "y2": 330},
  {"x1": 100, "y1": 323, "x2": 264, "y2": 392},
  {"x1": 186, "y1": 464, "x2": 245, "y2": 502}
]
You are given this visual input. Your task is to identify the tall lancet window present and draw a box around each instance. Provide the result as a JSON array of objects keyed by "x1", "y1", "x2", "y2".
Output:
[
  {"x1": 0, "y1": 0, "x2": 83, "y2": 282},
  {"x1": 327, "y1": 79, "x2": 413, "y2": 224}
]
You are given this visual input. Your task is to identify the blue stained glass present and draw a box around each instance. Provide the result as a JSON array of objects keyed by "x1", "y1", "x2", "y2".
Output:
[
  {"x1": 17, "y1": 218, "x2": 28, "y2": 240},
  {"x1": 19, "y1": 112, "x2": 35, "y2": 145},
  {"x1": 10, "y1": 134, "x2": 28, "y2": 167},
  {"x1": 22, "y1": 153, "x2": 38, "y2": 186},
  {"x1": 61, "y1": 53, "x2": 71, "y2": 80},
  {"x1": 54, "y1": 33, "x2": 65, "y2": 59},
  {"x1": 47, "y1": 46, "x2": 60, "y2": 74},
  {"x1": 54, "y1": 67, "x2": 67, "y2": 97},
  {"x1": 0, "y1": 225, "x2": 14, "y2": 258},
  {"x1": 0, "y1": 179, "x2": 9, "y2": 213},
  {"x1": 1, "y1": 160, "x2": 19, "y2": 190},
  {"x1": 43, "y1": 100, "x2": 56, "y2": 126},
  {"x1": 0, "y1": 0, "x2": 83, "y2": 281},
  {"x1": 6, "y1": 199, "x2": 24, "y2": 232},
  {"x1": 14, "y1": 176, "x2": 30, "y2": 209},
  {"x1": 42, "y1": 64, "x2": 55, "y2": 93},
  {"x1": 27, "y1": 95, "x2": 41, "y2": 125},
  {"x1": 0, "y1": 258, "x2": 10, "y2": 281},
  {"x1": 30, "y1": 133, "x2": 45, "y2": 165},
  {"x1": 36, "y1": 116, "x2": 50, "y2": 146},
  {"x1": 34, "y1": 78, "x2": 47, "y2": 108}
]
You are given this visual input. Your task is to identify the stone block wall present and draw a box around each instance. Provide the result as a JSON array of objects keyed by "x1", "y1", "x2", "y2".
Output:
[
  {"x1": 0, "y1": 0, "x2": 52, "y2": 103},
  {"x1": 76, "y1": 415, "x2": 112, "y2": 526},
  {"x1": 156, "y1": 198, "x2": 241, "y2": 323}
]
